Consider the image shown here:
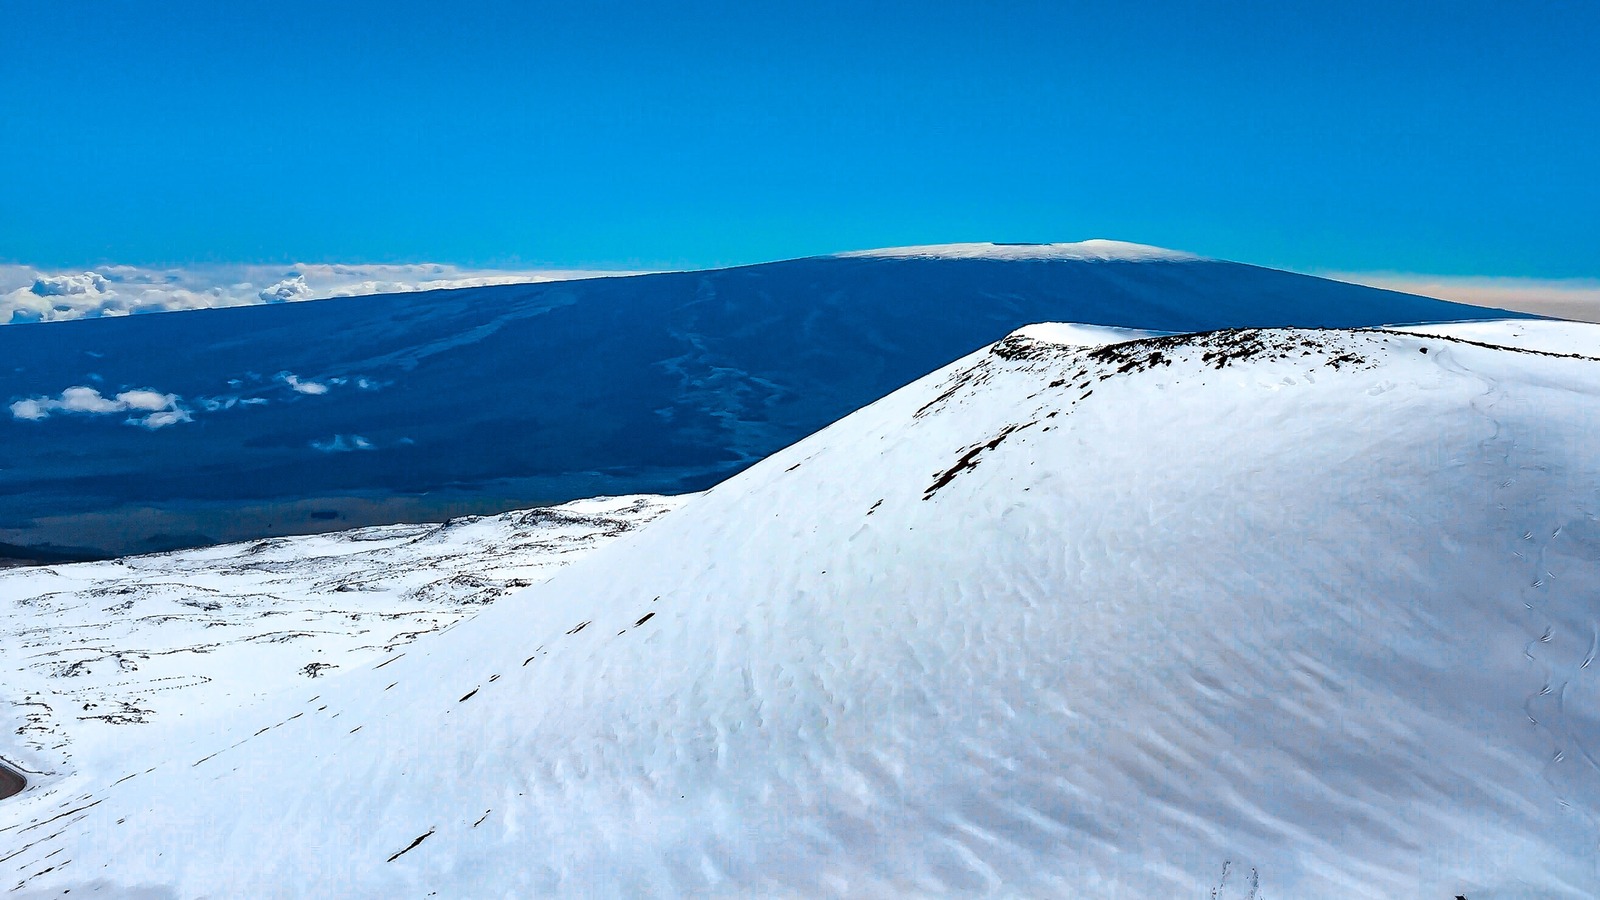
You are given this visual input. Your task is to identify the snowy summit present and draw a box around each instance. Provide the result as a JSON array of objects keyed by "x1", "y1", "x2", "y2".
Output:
[{"x1": 834, "y1": 238, "x2": 1203, "y2": 261}]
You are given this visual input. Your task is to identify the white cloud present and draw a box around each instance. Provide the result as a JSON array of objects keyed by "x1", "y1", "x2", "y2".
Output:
[
  {"x1": 9, "y1": 398, "x2": 49, "y2": 421},
  {"x1": 117, "y1": 389, "x2": 178, "y2": 411},
  {"x1": 31, "y1": 272, "x2": 111, "y2": 297},
  {"x1": 259, "y1": 275, "x2": 314, "y2": 303},
  {"x1": 197, "y1": 394, "x2": 270, "y2": 412},
  {"x1": 0, "y1": 262, "x2": 646, "y2": 325},
  {"x1": 136, "y1": 409, "x2": 192, "y2": 430},
  {"x1": 1324, "y1": 272, "x2": 1600, "y2": 324},
  {"x1": 58, "y1": 386, "x2": 126, "y2": 414},
  {"x1": 278, "y1": 372, "x2": 329, "y2": 395},
  {"x1": 311, "y1": 434, "x2": 374, "y2": 452},
  {"x1": 9, "y1": 386, "x2": 189, "y2": 429}
]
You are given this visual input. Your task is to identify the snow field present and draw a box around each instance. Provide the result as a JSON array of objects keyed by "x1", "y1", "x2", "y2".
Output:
[{"x1": 0, "y1": 495, "x2": 682, "y2": 813}]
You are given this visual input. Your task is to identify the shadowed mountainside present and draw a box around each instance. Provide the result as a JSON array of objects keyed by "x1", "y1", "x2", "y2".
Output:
[{"x1": 0, "y1": 244, "x2": 1522, "y2": 558}]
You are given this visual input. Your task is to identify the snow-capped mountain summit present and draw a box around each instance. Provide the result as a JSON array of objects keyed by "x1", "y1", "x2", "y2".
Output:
[
  {"x1": 5, "y1": 318, "x2": 1597, "y2": 897},
  {"x1": 834, "y1": 239, "x2": 1202, "y2": 260},
  {"x1": 0, "y1": 245, "x2": 1523, "y2": 561}
]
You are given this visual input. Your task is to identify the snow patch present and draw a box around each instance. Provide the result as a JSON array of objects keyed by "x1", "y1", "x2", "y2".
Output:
[{"x1": 1009, "y1": 322, "x2": 1173, "y2": 348}]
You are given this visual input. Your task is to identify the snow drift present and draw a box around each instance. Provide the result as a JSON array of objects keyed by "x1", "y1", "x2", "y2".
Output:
[
  {"x1": 4, "y1": 318, "x2": 1598, "y2": 896},
  {"x1": 0, "y1": 243, "x2": 1523, "y2": 560}
]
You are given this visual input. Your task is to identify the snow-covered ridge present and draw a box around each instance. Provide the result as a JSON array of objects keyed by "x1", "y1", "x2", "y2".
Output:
[
  {"x1": 834, "y1": 239, "x2": 1203, "y2": 261},
  {"x1": 7, "y1": 320, "x2": 1600, "y2": 897},
  {"x1": 1005, "y1": 321, "x2": 1172, "y2": 349},
  {"x1": 1386, "y1": 318, "x2": 1600, "y2": 357}
]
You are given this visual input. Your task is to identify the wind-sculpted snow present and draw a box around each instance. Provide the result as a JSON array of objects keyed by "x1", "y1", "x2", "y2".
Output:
[
  {"x1": 0, "y1": 247, "x2": 1522, "y2": 559},
  {"x1": 4, "y1": 320, "x2": 1599, "y2": 897},
  {"x1": 0, "y1": 494, "x2": 680, "y2": 817}
]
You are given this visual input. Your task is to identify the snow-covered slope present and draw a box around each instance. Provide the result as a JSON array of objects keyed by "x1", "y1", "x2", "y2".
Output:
[
  {"x1": 0, "y1": 495, "x2": 680, "y2": 810},
  {"x1": 1391, "y1": 317, "x2": 1600, "y2": 356},
  {"x1": 6, "y1": 320, "x2": 1599, "y2": 898},
  {"x1": 0, "y1": 245, "x2": 1523, "y2": 560}
]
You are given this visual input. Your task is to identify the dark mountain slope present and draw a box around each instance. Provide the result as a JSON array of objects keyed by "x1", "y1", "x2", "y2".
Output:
[{"x1": 0, "y1": 244, "x2": 1521, "y2": 557}]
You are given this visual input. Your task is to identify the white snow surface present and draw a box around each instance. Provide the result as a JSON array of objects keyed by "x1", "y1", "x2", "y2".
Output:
[
  {"x1": 1389, "y1": 318, "x2": 1600, "y2": 357},
  {"x1": 0, "y1": 495, "x2": 681, "y2": 808},
  {"x1": 6, "y1": 321, "x2": 1600, "y2": 897},
  {"x1": 834, "y1": 239, "x2": 1202, "y2": 261},
  {"x1": 1007, "y1": 322, "x2": 1171, "y2": 348}
]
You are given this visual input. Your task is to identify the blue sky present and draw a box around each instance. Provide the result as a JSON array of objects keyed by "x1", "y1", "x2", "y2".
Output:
[{"x1": 2, "y1": 0, "x2": 1595, "y2": 277}]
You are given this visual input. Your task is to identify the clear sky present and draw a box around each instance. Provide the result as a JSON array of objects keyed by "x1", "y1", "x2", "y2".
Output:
[{"x1": 2, "y1": 0, "x2": 1595, "y2": 277}]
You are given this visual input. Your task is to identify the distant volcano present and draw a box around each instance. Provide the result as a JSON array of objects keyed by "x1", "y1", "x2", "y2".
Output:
[{"x1": 0, "y1": 241, "x2": 1523, "y2": 558}]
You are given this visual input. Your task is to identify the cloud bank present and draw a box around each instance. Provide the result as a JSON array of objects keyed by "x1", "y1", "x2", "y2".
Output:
[
  {"x1": 1327, "y1": 272, "x2": 1600, "y2": 324},
  {"x1": 9, "y1": 364, "x2": 375, "y2": 434},
  {"x1": 0, "y1": 263, "x2": 644, "y2": 325},
  {"x1": 10, "y1": 387, "x2": 190, "y2": 429}
]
